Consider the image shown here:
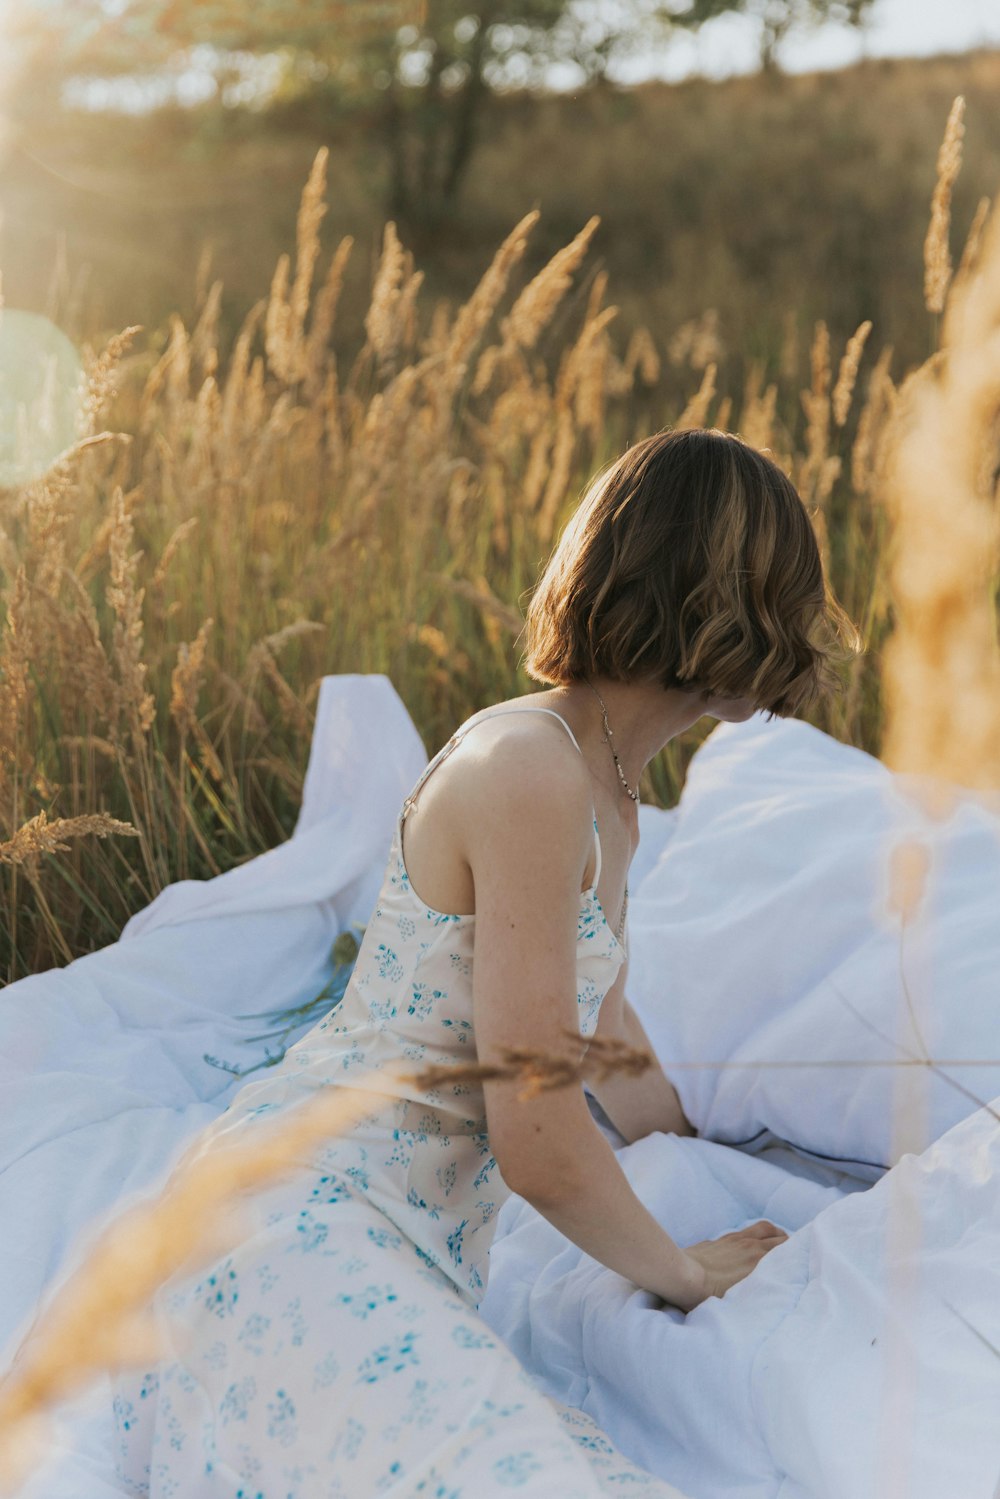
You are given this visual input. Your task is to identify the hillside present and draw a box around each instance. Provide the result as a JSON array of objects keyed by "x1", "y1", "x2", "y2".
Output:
[{"x1": 1, "y1": 47, "x2": 999, "y2": 387}]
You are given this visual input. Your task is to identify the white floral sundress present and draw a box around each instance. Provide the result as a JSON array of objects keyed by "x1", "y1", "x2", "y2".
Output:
[{"x1": 111, "y1": 705, "x2": 682, "y2": 1498}]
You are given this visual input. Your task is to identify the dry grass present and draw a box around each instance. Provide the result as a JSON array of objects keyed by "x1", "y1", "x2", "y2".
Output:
[
  {"x1": 0, "y1": 97, "x2": 996, "y2": 989},
  {"x1": 0, "y1": 92, "x2": 998, "y2": 1494},
  {"x1": 0, "y1": 169, "x2": 862, "y2": 974},
  {"x1": 882, "y1": 181, "x2": 1000, "y2": 802},
  {"x1": 0, "y1": 1035, "x2": 653, "y2": 1491},
  {"x1": 874, "y1": 99, "x2": 1000, "y2": 1491},
  {"x1": 8, "y1": 52, "x2": 1000, "y2": 388},
  {"x1": 923, "y1": 95, "x2": 966, "y2": 317}
]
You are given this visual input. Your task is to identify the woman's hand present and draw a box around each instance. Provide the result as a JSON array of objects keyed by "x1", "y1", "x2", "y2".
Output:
[{"x1": 669, "y1": 1220, "x2": 789, "y2": 1312}]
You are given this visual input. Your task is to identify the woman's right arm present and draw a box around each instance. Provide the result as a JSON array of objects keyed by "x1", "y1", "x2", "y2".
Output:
[
  {"x1": 500, "y1": 1110, "x2": 786, "y2": 1311},
  {"x1": 461, "y1": 734, "x2": 785, "y2": 1312}
]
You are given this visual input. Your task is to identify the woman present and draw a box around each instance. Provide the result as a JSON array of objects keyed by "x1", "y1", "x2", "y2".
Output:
[{"x1": 112, "y1": 427, "x2": 858, "y2": 1496}]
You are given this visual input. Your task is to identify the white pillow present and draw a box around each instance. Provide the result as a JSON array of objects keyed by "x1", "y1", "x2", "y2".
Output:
[{"x1": 628, "y1": 713, "x2": 1000, "y2": 1173}]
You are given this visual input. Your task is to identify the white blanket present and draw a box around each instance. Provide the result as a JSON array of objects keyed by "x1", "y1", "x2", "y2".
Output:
[
  {"x1": 2, "y1": 675, "x2": 428, "y2": 1497},
  {"x1": 482, "y1": 712, "x2": 1000, "y2": 1498},
  {"x1": 3, "y1": 677, "x2": 999, "y2": 1498},
  {"x1": 481, "y1": 1109, "x2": 1000, "y2": 1498},
  {"x1": 627, "y1": 712, "x2": 1000, "y2": 1174}
]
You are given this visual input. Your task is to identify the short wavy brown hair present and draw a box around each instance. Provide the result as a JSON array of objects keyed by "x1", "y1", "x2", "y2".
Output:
[{"x1": 520, "y1": 427, "x2": 862, "y2": 718}]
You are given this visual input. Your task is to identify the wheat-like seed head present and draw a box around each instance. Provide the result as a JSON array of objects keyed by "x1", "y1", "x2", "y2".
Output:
[
  {"x1": 50, "y1": 566, "x2": 121, "y2": 729},
  {"x1": 19, "y1": 471, "x2": 66, "y2": 603},
  {"x1": 795, "y1": 320, "x2": 834, "y2": 502},
  {"x1": 833, "y1": 320, "x2": 873, "y2": 427},
  {"x1": 557, "y1": 304, "x2": 618, "y2": 444},
  {"x1": 668, "y1": 309, "x2": 722, "y2": 371},
  {"x1": 169, "y1": 618, "x2": 213, "y2": 735},
  {"x1": 537, "y1": 404, "x2": 578, "y2": 543},
  {"x1": 624, "y1": 326, "x2": 661, "y2": 387},
  {"x1": 57, "y1": 735, "x2": 117, "y2": 759},
  {"x1": 410, "y1": 1028, "x2": 654, "y2": 1101},
  {"x1": 0, "y1": 811, "x2": 139, "y2": 871},
  {"x1": 304, "y1": 235, "x2": 354, "y2": 398},
  {"x1": 319, "y1": 364, "x2": 346, "y2": 473},
  {"x1": 924, "y1": 95, "x2": 966, "y2": 316},
  {"x1": 189, "y1": 278, "x2": 223, "y2": 385},
  {"x1": 815, "y1": 454, "x2": 843, "y2": 511},
  {"x1": 264, "y1": 251, "x2": 293, "y2": 383},
  {"x1": 882, "y1": 185, "x2": 1000, "y2": 799},
  {"x1": 77, "y1": 326, "x2": 142, "y2": 441},
  {"x1": 0, "y1": 1032, "x2": 650, "y2": 1489},
  {"x1": 364, "y1": 222, "x2": 408, "y2": 369},
  {"x1": 431, "y1": 572, "x2": 524, "y2": 638},
  {"x1": 245, "y1": 621, "x2": 326, "y2": 737},
  {"x1": 190, "y1": 372, "x2": 222, "y2": 484},
  {"x1": 0, "y1": 1082, "x2": 380, "y2": 1492},
  {"x1": 151, "y1": 517, "x2": 199, "y2": 592},
  {"x1": 675, "y1": 362, "x2": 718, "y2": 431},
  {"x1": 690, "y1": 308, "x2": 723, "y2": 371},
  {"x1": 246, "y1": 619, "x2": 326, "y2": 666},
  {"x1": 520, "y1": 424, "x2": 554, "y2": 515},
  {"x1": 287, "y1": 146, "x2": 330, "y2": 380},
  {"x1": 850, "y1": 346, "x2": 896, "y2": 496},
  {"x1": 739, "y1": 367, "x2": 778, "y2": 453},
  {"x1": 953, "y1": 195, "x2": 992, "y2": 292},
  {"x1": 445, "y1": 210, "x2": 540, "y2": 397},
  {"x1": 193, "y1": 240, "x2": 214, "y2": 311},
  {"x1": 0, "y1": 565, "x2": 32, "y2": 723},
  {"x1": 396, "y1": 268, "x2": 426, "y2": 358},
  {"x1": 501, "y1": 216, "x2": 600, "y2": 355}
]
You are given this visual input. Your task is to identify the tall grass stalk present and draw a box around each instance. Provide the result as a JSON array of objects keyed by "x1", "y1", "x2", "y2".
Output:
[
  {"x1": 0, "y1": 1035, "x2": 652, "y2": 1491},
  {"x1": 877, "y1": 96, "x2": 1000, "y2": 1499},
  {"x1": 0, "y1": 108, "x2": 997, "y2": 977}
]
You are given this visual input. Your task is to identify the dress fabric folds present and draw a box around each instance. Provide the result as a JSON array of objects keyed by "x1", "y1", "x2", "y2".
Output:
[{"x1": 110, "y1": 706, "x2": 683, "y2": 1498}]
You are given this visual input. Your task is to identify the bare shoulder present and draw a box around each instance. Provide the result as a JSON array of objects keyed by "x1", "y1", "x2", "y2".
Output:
[{"x1": 450, "y1": 711, "x2": 595, "y2": 880}]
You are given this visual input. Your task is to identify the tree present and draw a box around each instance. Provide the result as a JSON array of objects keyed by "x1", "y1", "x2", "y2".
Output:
[
  {"x1": 674, "y1": 0, "x2": 874, "y2": 72},
  {"x1": 6, "y1": 0, "x2": 875, "y2": 225}
]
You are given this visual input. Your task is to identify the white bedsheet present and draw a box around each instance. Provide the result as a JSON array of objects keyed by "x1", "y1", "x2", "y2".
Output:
[
  {"x1": 481, "y1": 711, "x2": 1000, "y2": 1498},
  {"x1": 2, "y1": 675, "x2": 428, "y2": 1498},
  {"x1": 481, "y1": 1106, "x2": 1000, "y2": 1498},
  {"x1": 626, "y1": 713, "x2": 1000, "y2": 1174},
  {"x1": 3, "y1": 678, "x2": 999, "y2": 1499}
]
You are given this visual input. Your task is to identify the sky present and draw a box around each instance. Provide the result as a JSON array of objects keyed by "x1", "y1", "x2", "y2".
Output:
[
  {"x1": 610, "y1": 0, "x2": 1000, "y2": 84},
  {"x1": 58, "y1": 0, "x2": 1000, "y2": 112}
]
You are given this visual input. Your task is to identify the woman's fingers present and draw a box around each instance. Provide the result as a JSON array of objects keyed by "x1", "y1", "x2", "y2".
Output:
[
  {"x1": 682, "y1": 1222, "x2": 789, "y2": 1304},
  {"x1": 734, "y1": 1219, "x2": 788, "y2": 1241}
]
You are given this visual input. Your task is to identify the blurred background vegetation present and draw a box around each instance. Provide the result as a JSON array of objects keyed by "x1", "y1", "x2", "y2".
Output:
[
  {"x1": 1, "y1": 1, "x2": 998, "y2": 976},
  {"x1": 6, "y1": 0, "x2": 996, "y2": 382}
]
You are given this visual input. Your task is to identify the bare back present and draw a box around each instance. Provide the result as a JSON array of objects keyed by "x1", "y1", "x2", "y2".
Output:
[{"x1": 398, "y1": 696, "x2": 630, "y2": 944}]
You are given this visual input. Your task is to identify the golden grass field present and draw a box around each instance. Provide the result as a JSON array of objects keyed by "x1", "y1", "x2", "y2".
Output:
[
  {"x1": 6, "y1": 48, "x2": 1000, "y2": 379},
  {"x1": 0, "y1": 77, "x2": 999, "y2": 1479},
  {"x1": 0, "y1": 87, "x2": 998, "y2": 987}
]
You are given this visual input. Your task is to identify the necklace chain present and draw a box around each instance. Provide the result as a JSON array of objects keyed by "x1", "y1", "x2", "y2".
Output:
[{"x1": 584, "y1": 680, "x2": 640, "y2": 803}]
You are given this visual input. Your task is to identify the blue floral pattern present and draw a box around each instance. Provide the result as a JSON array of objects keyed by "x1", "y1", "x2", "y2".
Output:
[{"x1": 111, "y1": 709, "x2": 681, "y2": 1497}]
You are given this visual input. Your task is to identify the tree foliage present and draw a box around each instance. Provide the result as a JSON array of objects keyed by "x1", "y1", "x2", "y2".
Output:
[
  {"x1": 7, "y1": 0, "x2": 876, "y2": 223},
  {"x1": 675, "y1": 0, "x2": 875, "y2": 70}
]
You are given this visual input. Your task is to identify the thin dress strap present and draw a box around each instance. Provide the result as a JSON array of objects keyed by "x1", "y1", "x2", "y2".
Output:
[{"x1": 400, "y1": 704, "x2": 602, "y2": 890}]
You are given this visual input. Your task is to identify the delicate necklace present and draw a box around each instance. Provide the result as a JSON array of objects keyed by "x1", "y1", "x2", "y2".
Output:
[{"x1": 584, "y1": 680, "x2": 640, "y2": 803}]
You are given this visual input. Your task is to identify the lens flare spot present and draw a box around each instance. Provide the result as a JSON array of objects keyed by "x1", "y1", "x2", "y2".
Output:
[{"x1": 0, "y1": 309, "x2": 83, "y2": 487}]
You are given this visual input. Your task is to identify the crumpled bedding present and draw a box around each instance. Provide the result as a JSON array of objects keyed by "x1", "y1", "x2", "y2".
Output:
[
  {"x1": 3, "y1": 675, "x2": 999, "y2": 1498},
  {"x1": 481, "y1": 1104, "x2": 1000, "y2": 1498},
  {"x1": 481, "y1": 709, "x2": 1000, "y2": 1498}
]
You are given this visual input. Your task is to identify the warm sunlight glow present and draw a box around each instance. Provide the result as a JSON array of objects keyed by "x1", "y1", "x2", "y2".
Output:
[{"x1": 0, "y1": 310, "x2": 83, "y2": 487}]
